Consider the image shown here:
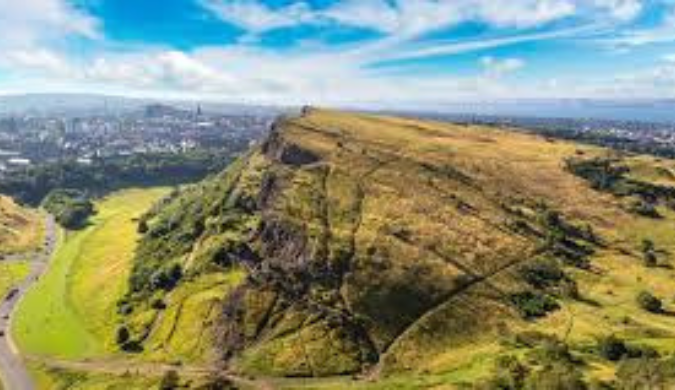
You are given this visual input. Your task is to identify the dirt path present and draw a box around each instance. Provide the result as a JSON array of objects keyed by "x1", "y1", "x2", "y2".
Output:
[{"x1": 0, "y1": 215, "x2": 57, "y2": 390}]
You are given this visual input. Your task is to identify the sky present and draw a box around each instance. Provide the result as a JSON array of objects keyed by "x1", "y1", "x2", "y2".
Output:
[{"x1": 1, "y1": 0, "x2": 675, "y2": 107}]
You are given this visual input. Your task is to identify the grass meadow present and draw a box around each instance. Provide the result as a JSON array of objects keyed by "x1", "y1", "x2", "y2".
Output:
[{"x1": 12, "y1": 188, "x2": 170, "y2": 358}]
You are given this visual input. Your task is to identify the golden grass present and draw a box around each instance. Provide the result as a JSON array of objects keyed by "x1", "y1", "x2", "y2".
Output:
[
  {"x1": 273, "y1": 110, "x2": 675, "y2": 382},
  {"x1": 0, "y1": 195, "x2": 43, "y2": 255}
]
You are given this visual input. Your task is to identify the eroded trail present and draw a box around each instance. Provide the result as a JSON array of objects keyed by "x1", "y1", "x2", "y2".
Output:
[{"x1": 0, "y1": 215, "x2": 57, "y2": 390}]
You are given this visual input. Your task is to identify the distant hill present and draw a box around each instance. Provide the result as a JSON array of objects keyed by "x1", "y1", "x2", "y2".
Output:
[
  {"x1": 118, "y1": 109, "x2": 675, "y2": 387},
  {"x1": 0, "y1": 93, "x2": 289, "y2": 117}
]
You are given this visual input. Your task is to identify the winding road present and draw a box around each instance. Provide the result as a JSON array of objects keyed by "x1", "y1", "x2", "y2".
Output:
[{"x1": 0, "y1": 215, "x2": 57, "y2": 390}]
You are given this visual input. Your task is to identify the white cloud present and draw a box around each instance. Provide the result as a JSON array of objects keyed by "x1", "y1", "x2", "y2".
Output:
[
  {"x1": 481, "y1": 56, "x2": 525, "y2": 77},
  {"x1": 202, "y1": 0, "x2": 581, "y2": 37},
  {"x1": 591, "y1": 0, "x2": 643, "y2": 21},
  {"x1": 200, "y1": 0, "x2": 314, "y2": 33},
  {"x1": 0, "y1": 0, "x2": 99, "y2": 48},
  {"x1": 1, "y1": 49, "x2": 72, "y2": 76},
  {"x1": 201, "y1": 0, "x2": 645, "y2": 39},
  {"x1": 596, "y1": 3, "x2": 674, "y2": 47}
]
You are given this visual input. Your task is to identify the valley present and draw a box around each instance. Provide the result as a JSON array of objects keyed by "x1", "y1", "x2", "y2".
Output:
[{"x1": 6, "y1": 110, "x2": 675, "y2": 388}]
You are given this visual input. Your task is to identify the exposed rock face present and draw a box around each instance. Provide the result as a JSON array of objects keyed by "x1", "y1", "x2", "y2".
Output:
[{"x1": 263, "y1": 127, "x2": 320, "y2": 167}]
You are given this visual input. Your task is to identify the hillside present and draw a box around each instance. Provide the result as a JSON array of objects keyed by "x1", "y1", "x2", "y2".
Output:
[
  {"x1": 0, "y1": 196, "x2": 42, "y2": 255},
  {"x1": 119, "y1": 109, "x2": 675, "y2": 387}
]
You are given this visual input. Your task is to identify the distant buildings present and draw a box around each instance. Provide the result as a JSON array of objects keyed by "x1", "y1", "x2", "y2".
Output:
[{"x1": 0, "y1": 104, "x2": 275, "y2": 177}]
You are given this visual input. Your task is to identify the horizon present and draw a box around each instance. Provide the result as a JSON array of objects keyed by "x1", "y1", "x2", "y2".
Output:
[{"x1": 1, "y1": 0, "x2": 675, "y2": 107}]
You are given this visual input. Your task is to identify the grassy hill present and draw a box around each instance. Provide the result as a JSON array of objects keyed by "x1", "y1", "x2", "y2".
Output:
[
  {"x1": 0, "y1": 195, "x2": 42, "y2": 255},
  {"x1": 111, "y1": 109, "x2": 675, "y2": 388}
]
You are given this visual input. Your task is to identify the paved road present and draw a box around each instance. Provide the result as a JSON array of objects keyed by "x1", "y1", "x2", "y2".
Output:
[{"x1": 0, "y1": 215, "x2": 57, "y2": 390}]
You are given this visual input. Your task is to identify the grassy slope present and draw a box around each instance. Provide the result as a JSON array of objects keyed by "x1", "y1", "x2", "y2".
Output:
[
  {"x1": 0, "y1": 195, "x2": 42, "y2": 255},
  {"x1": 122, "y1": 109, "x2": 625, "y2": 380},
  {"x1": 0, "y1": 261, "x2": 30, "y2": 298},
  {"x1": 240, "y1": 111, "x2": 675, "y2": 384},
  {"x1": 18, "y1": 110, "x2": 675, "y2": 388},
  {"x1": 222, "y1": 112, "x2": 675, "y2": 387},
  {"x1": 13, "y1": 188, "x2": 169, "y2": 358}
]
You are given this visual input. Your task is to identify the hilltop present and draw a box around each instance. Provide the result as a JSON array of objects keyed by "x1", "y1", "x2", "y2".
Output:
[{"x1": 115, "y1": 109, "x2": 675, "y2": 388}]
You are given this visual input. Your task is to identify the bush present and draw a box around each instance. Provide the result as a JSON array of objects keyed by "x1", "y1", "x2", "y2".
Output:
[
  {"x1": 160, "y1": 370, "x2": 180, "y2": 390},
  {"x1": 152, "y1": 298, "x2": 167, "y2": 310},
  {"x1": 629, "y1": 199, "x2": 661, "y2": 218},
  {"x1": 138, "y1": 219, "x2": 149, "y2": 234},
  {"x1": 149, "y1": 264, "x2": 184, "y2": 291},
  {"x1": 481, "y1": 356, "x2": 528, "y2": 390},
  {"x1": 518, "y1": 259, "x2": 565, "y2": 290},
  {"x1": 615, "y1": 357, "x2": 675, "y2": 389},
  {"x1": 597, "y1": 335, "x2": 628, "y2": 361},
  {"x1": 510, "y1": 291, "x2": 560, "y2": 319},
  {"x1": 195, "y1": 375, "x2": 236, "y2": 390},
  {"x1": 116, "y1": 326, "x2": 130, "y2": 346},
  {"x1": 642, "y1": 239, "x2": 658, "y2": 267},
  {"x1": 637, "y1": 291, "x2": 663, "y2": 313},
  {"x1": 524, "y1": 362, "x2": 587, "y2": 390},
  {"x1": 41, "y1": 189, "x2": 95, "y2": 230}
]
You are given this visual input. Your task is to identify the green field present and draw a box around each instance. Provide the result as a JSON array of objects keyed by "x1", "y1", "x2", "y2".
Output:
[
  {"x1": 12, "y1": 188, "x2": 170, "y2": 359},
  {"x1": 0, "y1": 261, "x2": 30, "y2": 299}
]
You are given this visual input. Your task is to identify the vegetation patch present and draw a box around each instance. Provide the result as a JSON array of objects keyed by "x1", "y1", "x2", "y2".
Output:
[
  {"x1": 0, "y1": 260, "x2": 30, "y2": 298},
  {"x1": 42, "y1": 189, "x2": 95, "y2": 229}
]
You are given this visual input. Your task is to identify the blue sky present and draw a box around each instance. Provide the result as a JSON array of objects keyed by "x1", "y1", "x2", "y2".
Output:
[{"x1": 0, "y1": 0, "x2": 675, "y2": 106}]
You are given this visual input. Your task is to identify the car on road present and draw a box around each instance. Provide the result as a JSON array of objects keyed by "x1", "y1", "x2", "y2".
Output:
[{"x1": 0, "y1": 330, "x2": 5, "y2": 337}]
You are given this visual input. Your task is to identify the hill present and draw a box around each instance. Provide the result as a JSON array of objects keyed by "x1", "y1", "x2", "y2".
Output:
[
  {"x1": 0, "y1": 196, "x2": 42, "y2": 255},
  {"x1": 117, "y1": 109, "x2": 675, "y2": 387}
]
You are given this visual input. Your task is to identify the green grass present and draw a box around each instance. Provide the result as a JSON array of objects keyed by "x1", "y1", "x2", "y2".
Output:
[
  {"x1": 137, "y1": 269, "x2": 246, "y2": 364},
  {"x1": 28, "y1": 362, "x2": 160, "y2": 390},
  {"x1": 0, "y1": 260, "x2": 30, "y2": 298},
  {"x1": 12, "y1": 188, "x2": 169, "y2": 359}
]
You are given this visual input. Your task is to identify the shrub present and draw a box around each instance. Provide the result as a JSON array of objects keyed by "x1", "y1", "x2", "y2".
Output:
[
  {"x1": 615, "y1": 357, "x2": 675, "y2": 389},
  {"x1": 637, "y1": 291, "x2": 663, "y2": 313},
  {"x1": 149, "y1": 264, "x2": 184, "y2": 291},
  {"x1": 518, "y1": 259, "x2": 565, "y2": 290},
  {"x1": 481, "y1": 356, "x2": 528, "y2": 390},
  {"x1": 524, "y1": 362, "x2": 587, "y2": 390},
  {"x1": 116, "y1": 326, "x2": 130, "y2": 347},
  {"x1": 160, "y1": 370, "x2": 180, "y2": 390},
  {"x1": 152, "y1": 298, "x2": 167, "y2": 310},
  {"x1": 195, "y1": 375, "x2": 236, "y2": 390},
  {"x1": 138, "y1": 219, "x2": 149, "y2": 234},
  {"x1": 642, "y1": 239, "x2": 658, "y2": 267},
  {"x1": 510, "y1": 291, "x2": 560, "y2": 319},
  {"x1": 597, "y1": 335, "x2": 628, "y2": 361},
  {"x1": 629, "y1": 199, "x2": 661, "y2": 219}
]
